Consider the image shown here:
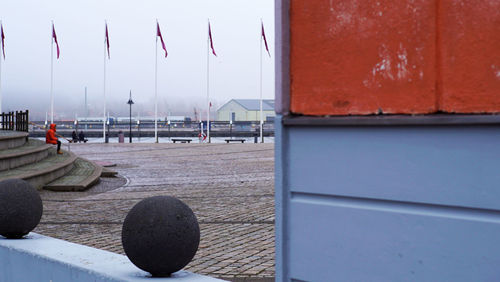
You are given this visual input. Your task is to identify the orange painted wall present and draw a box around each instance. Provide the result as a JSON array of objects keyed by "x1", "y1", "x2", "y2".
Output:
[
  {"x1": 439, "y1": 0, "x2": 500, "y2": 113},
  {"x1": 290, "y1": 0, "x2": 437, "y2": 115},
  {"x1": 289, "y1": 0, "x2": 500, "y2": 115}
]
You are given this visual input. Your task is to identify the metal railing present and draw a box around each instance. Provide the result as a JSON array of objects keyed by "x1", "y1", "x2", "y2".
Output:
[{"x1": 1, "y1": 110, "x2": 29, "y2": 132}]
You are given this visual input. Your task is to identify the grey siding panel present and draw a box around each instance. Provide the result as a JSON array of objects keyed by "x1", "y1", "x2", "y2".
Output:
[
  {"x1": 275, "y1": 115, "x2": 289, "y2": 282},
  {"x1": 277, "y1": 120, "x2": 500, "y2": 281},
  {"x1": 287, "y1": 126, "x2": 500, "y2": 211},
  {"x1": 288, "y1": 198, "x2": 500, "y2": 281}
]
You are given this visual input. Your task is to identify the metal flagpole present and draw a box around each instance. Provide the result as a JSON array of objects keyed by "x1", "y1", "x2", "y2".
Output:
[
  {"x1": 103, "y1": 21, "x2": 107, "y2": 142},
  {"x1": 0, "y1": 39, "x2": 2, "y2": 116},
  {"x1": 50, "y1": 21, "x2": 54, "y2": 124},
  {"x1": 207, "y1": 19, "x2": 210, "y2": 143},
  {"x1": 155, "y1": 20, "x2": 158, "y2": 143},
  {"x1": 259, "y1": 20, "x2": 264, "y2": 143},
  {"x1": 0, "y1": 20, "x2": 2, "y2": 115},
  {"x1": 85, "y1": 86, "x2": 88, "y2": 130}
]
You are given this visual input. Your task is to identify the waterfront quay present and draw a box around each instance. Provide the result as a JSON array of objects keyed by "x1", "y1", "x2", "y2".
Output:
[
  {"x1": 29, "y1": 120, "x2": 275, "y2": 138},
  {"x1": 33, "y1": 142, "x2": 275, "y2": 281}
]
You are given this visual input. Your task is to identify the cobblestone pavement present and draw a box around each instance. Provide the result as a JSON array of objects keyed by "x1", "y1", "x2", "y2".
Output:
[{"x1": 33, "y1": 143, "x2": 275, "y2": 281}]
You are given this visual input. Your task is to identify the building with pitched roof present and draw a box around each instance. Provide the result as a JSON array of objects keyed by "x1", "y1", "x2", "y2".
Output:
[{"x1": 216, "y1": 99, "x2": 275, "y2": 121}]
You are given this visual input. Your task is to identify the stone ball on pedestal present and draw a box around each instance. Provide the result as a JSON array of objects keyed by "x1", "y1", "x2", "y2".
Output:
[
  {"x1": 0, "y1": 178, "x2": 43, "y2": 239},
  {"x1": 121, "y1": 196, "x2": 200, "y2": 277}
]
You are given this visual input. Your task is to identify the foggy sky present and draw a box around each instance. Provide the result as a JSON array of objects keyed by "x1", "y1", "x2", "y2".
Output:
[{"x1": 0, "y1": 0, "x2": 275, "y2": 120}]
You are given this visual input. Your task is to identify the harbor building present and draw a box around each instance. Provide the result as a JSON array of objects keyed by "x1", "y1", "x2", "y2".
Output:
[{"x1": 216, "y1": 99, "x2": 275, "y2": 122}]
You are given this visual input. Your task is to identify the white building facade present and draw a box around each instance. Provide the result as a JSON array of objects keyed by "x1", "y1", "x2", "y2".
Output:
[{"x1": 216, "y1": 99, "x2": 275, "y2": 122}]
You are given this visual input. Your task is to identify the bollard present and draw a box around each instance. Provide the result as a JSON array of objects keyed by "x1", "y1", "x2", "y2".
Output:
[
  {"x1": 0, "y1": 179, "x2": 43, "y2": 239},
  {"x1": 121, "y1": 196, "x2": 200, "y2": 277},
  {"x1": 118, "y1": 131, "x2": 124, "y2": 143}
]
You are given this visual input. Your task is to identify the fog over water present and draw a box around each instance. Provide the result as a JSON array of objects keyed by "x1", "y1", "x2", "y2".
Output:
[{"x1": 0, "y1": 0, "x2": 275, "y2": 120}]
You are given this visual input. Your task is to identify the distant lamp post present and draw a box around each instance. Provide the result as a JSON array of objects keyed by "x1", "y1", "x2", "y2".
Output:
[
  {"x1": 106, "y1": 119, "x2": 110, "y2": 143},
  {"x1": 229, "y1": 119, "x2": 233, "y2": 140},
  {"x1": 167, "y1": 120, "x2": 171, "y2": 141},
  {"x1": 137, "y1": 119, "x2": 141, "y2": 141},
  {"x1": 127, "y1": 91, "x2": 134, "y2": 143}
]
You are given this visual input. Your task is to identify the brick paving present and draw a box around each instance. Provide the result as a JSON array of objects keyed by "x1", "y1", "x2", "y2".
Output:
[{"x1": 33, "y1": 143, "x2": 275, "y2": 281}]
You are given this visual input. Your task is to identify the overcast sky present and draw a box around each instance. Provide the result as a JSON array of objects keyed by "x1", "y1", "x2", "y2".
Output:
[{"x1": 0, "y1": 0, "x2": 274, "y2": 120}]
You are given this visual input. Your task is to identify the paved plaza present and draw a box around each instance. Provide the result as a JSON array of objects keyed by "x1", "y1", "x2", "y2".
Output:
[{"x1": 33, "y1": 142, "x2": 275, "y2": 281}]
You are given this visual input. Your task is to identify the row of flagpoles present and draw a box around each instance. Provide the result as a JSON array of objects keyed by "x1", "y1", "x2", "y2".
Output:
[{"x1": 0, "y1": 19, "x2": 271, "y2": 143}]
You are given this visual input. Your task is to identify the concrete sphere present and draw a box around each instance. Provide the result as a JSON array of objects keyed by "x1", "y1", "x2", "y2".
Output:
[
  {"x1": 121, "y1": 196, "x2": 200, "y2": 277},
  {"x1": 0, "y1": 178, "x2": 43, "y2": 239}
]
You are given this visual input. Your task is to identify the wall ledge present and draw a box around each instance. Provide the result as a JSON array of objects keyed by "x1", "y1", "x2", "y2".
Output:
[
  {"x1": 0, "y1": 233, "x2": 224, "y2": 282},
  {"x1": 282, "y1": 114, "x2": 500, "y2": 126}
]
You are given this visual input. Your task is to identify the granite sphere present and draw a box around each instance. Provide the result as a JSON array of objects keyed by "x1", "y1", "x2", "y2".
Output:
[
  {"x1": 121, "y1": 196, "x2": 200, "y2": 277},
  {"x1": 0, "y1": 178, "x2": 43, "y2": 239}
]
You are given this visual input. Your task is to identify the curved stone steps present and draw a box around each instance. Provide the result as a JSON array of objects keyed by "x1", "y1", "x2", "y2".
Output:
[
  {"x1": 0, "y1": 150, "x2": 77, "y2": 190},
  {"x1": 44, "y1": 158, "x2": 103, "y2": 191},
  {"x1": 0, "y1": 131, "x2": 28, "y2": 150},
  {"x1": 0, "y1": 139, "x2": 53, "y2": 171}
]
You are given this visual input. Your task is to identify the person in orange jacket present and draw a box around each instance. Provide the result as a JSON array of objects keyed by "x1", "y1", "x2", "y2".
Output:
[{"x1": 46, "y1": 123, "x2": 62, "y2": 154}]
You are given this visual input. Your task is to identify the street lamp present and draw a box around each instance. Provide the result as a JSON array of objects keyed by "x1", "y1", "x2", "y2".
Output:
[
  {"x1": 127, "y1": 90, "x2": 134, "y2": 143},
  {"x1": 137, "y1": 119, "x2": 141, "y2": 141},
  {"x1": 167, "y1": 120, "x2": 171, "y2": 141},
  {"x1": 106, "y1": 118, "x2": 110, "y2": 143},
  {"x1": 229, "y1": 118, "x2": 233, "y2": 140}
]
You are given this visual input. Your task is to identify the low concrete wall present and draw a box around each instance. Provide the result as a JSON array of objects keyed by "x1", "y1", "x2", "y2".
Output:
[{"x1": 0, "y1": 233, "x2": 223, "y2": 282}]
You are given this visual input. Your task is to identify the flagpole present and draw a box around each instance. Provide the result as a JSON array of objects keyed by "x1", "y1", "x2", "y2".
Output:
[
  {"x1": 50, "y1": 21, "x2": 54, "y2": 124},
  {"x1": 0, "y1": 37, "x2": 2, "y2": 115},
  {"x1": 155, "y1": 20, "x2": 158, "y2": 143},
  {"x1": 207, "y1": 19, "x2": 210, "y2": 143},
  {"x1": 260, "y1": 20, "x2": 264, "y2": 143},
  {"x1": 0, "y1": 20, "x2": 2, "y2": 115},
  {"x1": 85, "y1": 86, "x2": 88, "y2": 130},
  {"x1": 103, "y1": 21, "x2": 107, "y2": 143}
]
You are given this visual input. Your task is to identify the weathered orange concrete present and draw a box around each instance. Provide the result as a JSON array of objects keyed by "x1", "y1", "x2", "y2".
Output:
[
  {"x1": 439, "y1": 0, "x2": 500, "y2": 113},
  {"x1": 290, "y1": 0, "x2": 437, "y2": 115}
]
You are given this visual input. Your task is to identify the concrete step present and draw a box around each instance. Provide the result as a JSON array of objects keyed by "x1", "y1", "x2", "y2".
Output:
[
  {"x1": 0, "y1": 131, "x2": 28, "y2": 150},
  {"x1": 101, "y1": 167, "x2": 118, "y2": 177},
  {"x1": 44, "y1": 157, "x2": 102, "y2": 191},
  {"x1": 0, "y1": 150, "x2": 77, "y2": 190},
  {"x1": 0, "y1": 139, "x2": 52, "y2": 171}
]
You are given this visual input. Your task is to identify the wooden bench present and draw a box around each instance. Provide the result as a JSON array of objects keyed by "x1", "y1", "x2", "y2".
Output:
[
  {"x1": 172, "y1": 138, "x2": 192, "y2": 143},
  {"x1": 225, "y1": 139, "x2": 245, "y2": 143}
]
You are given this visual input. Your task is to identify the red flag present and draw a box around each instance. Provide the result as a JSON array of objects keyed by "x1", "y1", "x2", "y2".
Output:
[
  {"x1": 52, "y1": 23, "x2": 60, "y2": 59},
  {"x1": 209, "y1": 102, "x2": 212, "y2": 107},
  {"x1": 1, "y1": 24, "x2": 5, "y2": 59},
  {"x1": 156, "y1": 22, "x2": 168, "y2": 58},
  {"x1": 208, "y1": 22, "x2": 217, "y2": 57},
  {"x1": 105, "y1": 23, "x2": 110, "y2": 59},
  {"x1": 261, "y1": 22, "x2": 270, "y2": 57}
]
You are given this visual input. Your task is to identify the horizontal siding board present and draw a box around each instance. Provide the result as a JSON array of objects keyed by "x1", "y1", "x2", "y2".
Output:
[
  {"x1": 288, "y1": 199, "x2": 500, "y2": 281},
  {"x1": 287, "y1": 125, "x2": 500, "y2": 210}
]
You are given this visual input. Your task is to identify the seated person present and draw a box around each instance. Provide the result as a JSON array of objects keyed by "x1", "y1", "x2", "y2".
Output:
[
  {"x1": 72, "y1": 130, "x2": 78, "y2": 143},
  {"x1": 78, "y1": 131, "x2": 88, "y2": 143},
  {"x1": 46, "y1": 124, "x2": 62, "y2": 154}
]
